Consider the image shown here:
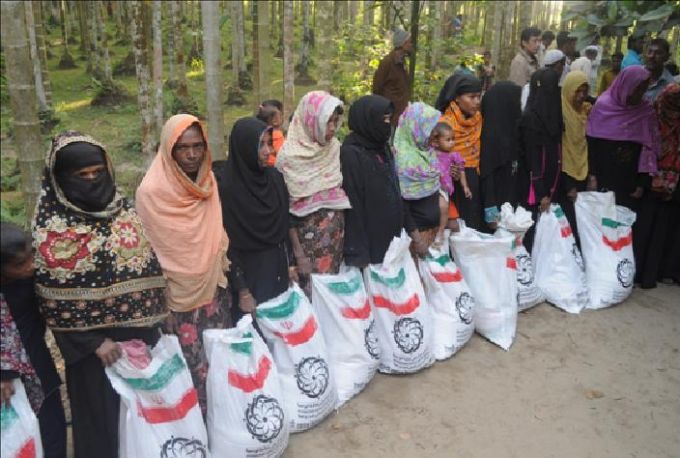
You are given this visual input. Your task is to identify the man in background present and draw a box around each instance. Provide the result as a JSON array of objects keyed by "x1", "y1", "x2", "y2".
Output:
[
  {"x1": 509, "y1": 27, "x2": 541, "y2": 86},
  {"x1": 622, "y1": 34, "x2": 645, "y2": 69},
  {"x1": 372, "y1": 28, "x2": 412, "y2": 125},
  {"x1": 598, "y1": 52, "x2": 623, "y2": 95},
  {"x1": 538, "y1": 30, "x2": 555, "y2": 67},
  {"x1": 644, "y1": 38, "x2": 673, "y2": 102},
  {"x1": 556, "y1": 31, "x2": 577, "y2": 84}
]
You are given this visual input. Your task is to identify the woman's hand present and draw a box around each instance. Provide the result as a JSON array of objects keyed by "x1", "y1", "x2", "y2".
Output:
[
  {"x1": 539, "y1": 196, "x2": 551, "y2": 213},
  {"x1": 450, "y1": 163, "x2": 462, "y2": 181},
  {"x1": 95, "y1": 338, "x2": 122, "y2": 367},
  {"x1": 295, "y1": 253, "x2": 313, "y2": 278},
  {"x1": 567, "y1": 187, "x2": 578, "y2": 202},
  {"x1": 1, "y1": 380, "x2": 16, "y2": 404},
  {"x1": 630, "y1": 186, "x2": 643, "y2": 199},
  {"x1": 238, "y1": 289, "x2": 257, "y2": 313},
  {"x1": 288, "y1": 266, "x2": 300, "y2": 285},
  {"x1": 587, "y1": 175, "x2": 597, "y2": 191}
]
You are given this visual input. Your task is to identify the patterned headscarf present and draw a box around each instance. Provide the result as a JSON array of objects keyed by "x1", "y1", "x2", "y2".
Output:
[
  {"x1": 33, "y1": 131, "x2": 167, "y2": 331},
  {"x1": 394, "y1": 102, "x2": 443, "y2": 199},
  {"x1": 276, "y1": 91, "x2": 350, "y2": 216}
]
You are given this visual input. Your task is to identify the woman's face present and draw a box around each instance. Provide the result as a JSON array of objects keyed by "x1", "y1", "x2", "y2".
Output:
[
  {"x1": 626, "y1": 78, "x2": 650, "y2": 106},
  {"x1": 325, "y1": 112, "x2": 340, "y2": 143},
  {"x1": 455, "y1": 93, "x2": 481, "y2": 116},
  {"x1": 572, "y1": 83, "x2": 589, "y2": 109},
  {"x1": 172, "y1": 126, "x2": 206, "y2": 176},
  {"x1": 258, "y1": 130, "x2": 273, "y2": 169}
]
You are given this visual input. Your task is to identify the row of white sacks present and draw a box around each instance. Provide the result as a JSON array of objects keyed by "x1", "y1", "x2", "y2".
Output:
[{"x1": 1, "y1": 192, "x2": 636, "y2": 458}]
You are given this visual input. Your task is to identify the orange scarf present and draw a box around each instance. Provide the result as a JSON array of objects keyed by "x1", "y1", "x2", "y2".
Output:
[
  {"x1": 136, "y1": 114, "x2": 229, "y2": 312},
  {"x1": 439, "y1": 101, "x2": 482, "y2": 169}
]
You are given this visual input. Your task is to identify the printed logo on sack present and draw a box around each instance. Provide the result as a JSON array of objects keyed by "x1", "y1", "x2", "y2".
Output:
[
  {"x1": 455, "y1": 292, "x2": 474, "y2": 324},
  {"x1": 616, "y1": 258, "x2": 634, "y2": 288},
  {"x1": 244, "y1": 395, "x2": 285, "y2": 443},
  {"x1": 364, "y1": 320, "x2": 380, "y2": 360},
  {"x1": 393, "y1": 317, "x2": 424, "y2": 354},
  {"x1": 295, "y1": 357, "x2": 330, "y2": 398},
  {"x1": 516, "y1": 254, "x2": 534, "y2": 286},
  {"x1": 571, "y1": 243, "x2": 585, "y2": 272},
  {"x1": 160, "y1": 436, "x2": 208, "y2": 458}
]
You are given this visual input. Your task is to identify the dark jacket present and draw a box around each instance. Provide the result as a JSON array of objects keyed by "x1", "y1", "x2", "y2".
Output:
[{"x1": 372, "y1": 49, "x2": 411, "y2": 125}]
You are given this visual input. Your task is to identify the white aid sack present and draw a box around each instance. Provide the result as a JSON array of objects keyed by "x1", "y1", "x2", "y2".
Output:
[
  {"x1": 450, "y1": 226, "x2": 518, "y2": 351},
  {"x1": 532, "y1": 204, "x2": 590, "y2": 313},
  {"x1": 364, "y1": 230, "x2": 434, "y2": 373},
  {"x1": 418, "y1": 234, "x2": 475, "y2": 360},
  {"x1": 311, "y1": 268, "x2": 379, "y2": 408},
  {"x1": 256, "y1": 283, "x2": 337, "y2": 432},
  {"x1": 204, "y1": 315, "x2": 289, "y2": 457},
  {"x1": 106, "y1": 335, "x2": 210, "y2": 458},
  {"x1": 0, "y1": 379, "x2": 44, "y2": 458},
  {"x1": 575, "y1": 191, "x2": 636, "y2": 309},
  {"x1": 496, "y1": 203, "x2": 545, "y2": 312}
]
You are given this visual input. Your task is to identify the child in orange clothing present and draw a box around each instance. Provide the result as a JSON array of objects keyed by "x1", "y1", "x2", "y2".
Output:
[
  {"x1": 429, "y1": 123, "x2": 470, "y2": 242},
  {"x1": 256, "y1": 100, "x2": 285, "y2": 166}
]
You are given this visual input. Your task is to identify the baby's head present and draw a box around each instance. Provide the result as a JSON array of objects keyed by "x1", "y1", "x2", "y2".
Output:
[
  {"x1": 430, "y1": 122, "x2": 455, "y2": 152},
  {"x1": 1, "y1": 222, "x2": 34, "y2": 284}
]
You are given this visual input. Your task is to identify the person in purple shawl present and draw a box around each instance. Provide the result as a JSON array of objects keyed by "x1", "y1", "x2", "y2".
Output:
[{"x1": 586, "y1": 65, "x2": 660, "y2": 210}]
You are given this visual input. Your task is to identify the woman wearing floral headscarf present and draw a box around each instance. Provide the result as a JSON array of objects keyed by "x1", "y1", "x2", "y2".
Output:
[
  {"x1": 394, "y1": 102, "x2": 444, "y2": 254},
  {"x1": 33, "y1": 131, "x2": 167, "y2": 457},
  {"x1": 276, "y1": 91, "x2": 351, "y2": 297}
]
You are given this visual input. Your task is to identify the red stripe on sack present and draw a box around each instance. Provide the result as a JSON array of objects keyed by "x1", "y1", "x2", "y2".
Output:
[
  {"x1": 432, "y1": 269, "x2": 463, "y2": 283},
  {"x1": 340, "y1": 299, "x2": 371, "y2": 319},
  {"x1": 602, "y1": 233, "x2": 633, "y2": 251},
  {"x1": 506, "y1": 258, "x2": 517, "y2": 269},
  {"x1": 16, "y1": 439, "x2": 36, "y2": 458},
  {"x1": 228, "y1": 356, "x2": 272, "y2": 393},
  {"x1": 372, "y1": 293, "x2": 420, "y2": 315},
  {"x1": 272, "y1": 316, "x2": 317, "y2": 345},
  {"x1": 560, "y1": 226, "x2": 573, "y2": 238},
  {"x1": 137, "y1": 389, "x2": 198, "y2": 424}
]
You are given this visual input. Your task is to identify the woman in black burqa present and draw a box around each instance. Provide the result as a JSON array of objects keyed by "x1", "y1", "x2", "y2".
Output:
[{"x1": 340, "y1": 95, "x2": 421, "y2": 267}]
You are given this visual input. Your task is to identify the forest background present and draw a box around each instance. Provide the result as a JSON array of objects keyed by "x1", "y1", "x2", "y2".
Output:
[{"x1": 1, "y1": 0, "x2": 679, "y2": 226}]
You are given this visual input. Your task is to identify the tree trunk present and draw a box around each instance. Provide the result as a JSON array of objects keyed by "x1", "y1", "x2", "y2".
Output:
[
  {"x1": 170, "y1": 0, "x2": 189, "y2": 98},
  {"x1": 130, "y1": 0, "x2": 154, "y2": 161},
  {"x1": 76, "y1": 0, "x2": 89, "y2": 55},
  {"x1": 33, "y1": 1, "x2": 53, "y2": 109},
  {"x1": 429, "y1": 0, "x2": 442, "y2": 70},
  {"x1": 24, "y1": 2, "x2": 49, "y2": 112},
  {"x1": 490, "y1": 0, "x2": 502, "y2": 69},
  {"x1": 408, "y1": 0, "x2": 420, "y2": 88},
  {"x1": 95, "y1": 2, "x2": 113, "y2": 82},
  {"x1": 316, "y1": 1, "x2": 333, "y2": 91},
  {"x1": 152, "y1": 0, "x2": 163, "y2": 135},
  {"x1": 201, "y1": 0, "x2": 225, "y2": 158},
  {"x1": 255, "y1": 0, "x2": 271, "y2": 104},
  {"x1": 1, "y1": 1, "x2": 44, "y2": 223},
  {"x1": 283, "y1": 0, "x2": 294, "y2": 125},
  {"x1": 167, "y1": 1, "x2": 176, "y2": 84},
  {"x1": 229, "y1": 0, "x2": 241, "y2": 87},
  {"x1": 296, "y1": 0, "x2": 314, "y2": 83}
]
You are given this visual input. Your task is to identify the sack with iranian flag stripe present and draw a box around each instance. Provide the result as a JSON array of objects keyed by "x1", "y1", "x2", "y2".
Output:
[
  {"x1": 450, "y1": 225, "x2": 518, "y2": 351},
  {"x1": 255, "y1": 283, "x2": 336, "y2": 432},
  {"x1": 203, "y1": 315, "x2": 289, "y2": 457},
  {"x1": 575, "y1": 191, "x2": 636, "y2": 309},
  {"x1": 311, "y1": 267, "x2": 379, "y2": 408},
  {"x1": 418, "y1": 234, "x2": 475, "y2": 360},
  {"x1": 0, "y1": 379, "x2": 43, "y2": 458},
  {"x1": 496, "y1": 203, "x2": 545, "y2": 312},
  {"x1": 364, "y1": 230, "x2": 434, "y2": 374},
  {"x1": 106, "y1": 335, "x2": 210, "y2": 458},
  {"x1": 532, "y1": 203, "x2": 590, "y2": 314}
]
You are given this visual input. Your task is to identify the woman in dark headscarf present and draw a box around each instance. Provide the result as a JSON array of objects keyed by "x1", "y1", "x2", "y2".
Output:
[
  {"x1": 341, "y1": 95, "x2": 420, "y2": 267},
  {"x1": 217, "y1": 117, "x2": 296, "y2": 321},
  {"x1": 32, "y1": 131, "x2": 167, "y2": 458},
  {"x1": 479, "y1": 81, "x2": 523, "y2": 228},
  {"x1": 519, "y1": 68, "x2": 563, "y2": 251},
  {"x1": 436, "y1": 74, "x2": 484, "y2": 230}
]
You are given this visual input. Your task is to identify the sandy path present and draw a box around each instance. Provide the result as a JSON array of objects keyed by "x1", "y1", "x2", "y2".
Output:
[{"x1": 284, "y1": 285, "x2": 680, "y2": 458}]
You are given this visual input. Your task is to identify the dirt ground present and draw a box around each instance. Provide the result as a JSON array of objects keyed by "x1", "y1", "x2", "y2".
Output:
[{"x1": 284, "y1": 285, "x2": 680, "y2": 458}]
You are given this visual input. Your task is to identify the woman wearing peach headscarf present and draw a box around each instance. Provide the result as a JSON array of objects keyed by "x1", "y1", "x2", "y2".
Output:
[{"x1": 136, "y1": 114, "x2": 230, "y2": 414}]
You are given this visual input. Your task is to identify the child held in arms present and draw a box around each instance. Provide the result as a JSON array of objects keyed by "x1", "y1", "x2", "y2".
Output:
[
  {"x1": 256, "y1": 99, "x2": 285, "y2": 166},
  {"x1": 430, "y1": 122, "x2": 470, "y2": 241}
]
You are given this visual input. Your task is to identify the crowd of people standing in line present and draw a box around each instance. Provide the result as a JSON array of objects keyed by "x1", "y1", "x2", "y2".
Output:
[{"x1": 1, "y1": 25, "x2": 678, "y2": 458}]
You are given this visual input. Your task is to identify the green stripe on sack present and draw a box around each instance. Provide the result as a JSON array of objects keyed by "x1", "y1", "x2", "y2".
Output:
[
  {"x1": 256, "y1": 291, "x2": 300, "y2": 319},
  {"x1": 553, "y1": 206, "x2": 565, "y2": 218},
  {"x1": 0, "y1": 404, "x2": 18, "y2": 432},
  {"x1": 370, "y1": 267, "x2": 406, "y2": 288},
  {"x1": 230, "y1": 332, "x2": 253, "y2": 355},
  {"x1": 123, "y1": 353, "x2": 185, "y2": 390},
  {"x1": 601, "y1": 217, "x2": 621, "y2": 228},
  {"x1": 326, "y1": 275, "x2": 362, "y2": 295},
  {"x1": 425, "y1": 254, "x2": 450, "y2": 267}
]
